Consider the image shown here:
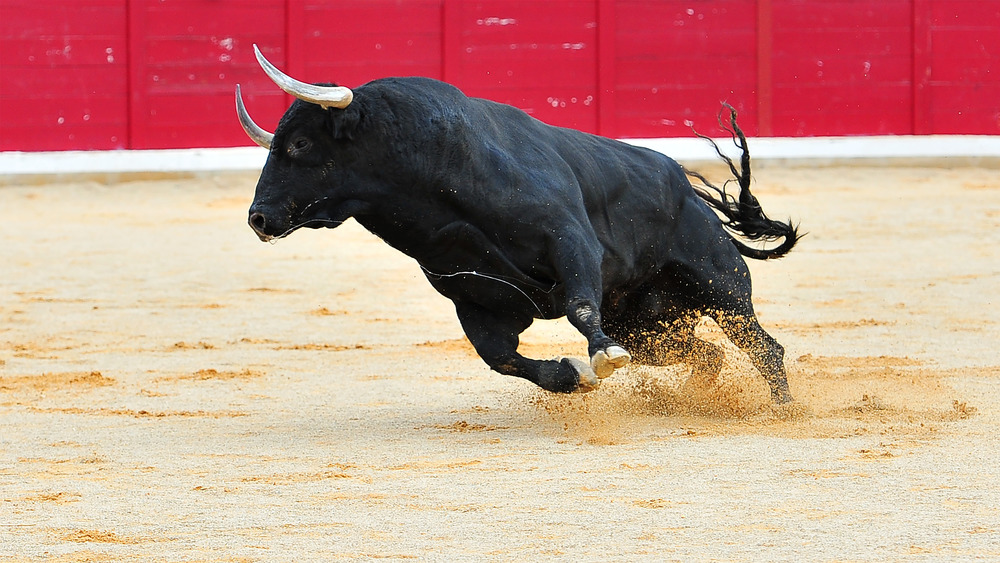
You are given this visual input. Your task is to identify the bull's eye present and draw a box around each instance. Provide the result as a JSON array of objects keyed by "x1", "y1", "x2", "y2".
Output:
[{"x1": 288, "y1": 136, "x2": 312, "y2": 157}]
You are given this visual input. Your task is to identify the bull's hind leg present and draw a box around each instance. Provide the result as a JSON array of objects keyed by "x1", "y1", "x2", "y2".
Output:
[
  {"x1": 615, "y1": 248, "x2": 790, "y2": 403},
  {"x1": 454, "y1": 301, "x2": 599, "y2": 393},
  {"x1": 648, "y1": 315, "x2": 724, "y2": 379},
  {"x1": 693, "y1": 276, "x2": 793, "y2": 403},
  {"x1": 714, "y1": 309, "x2": 792, "y2": 403},
  {"x1": 603, "y1": 301, "x2": 723, "y2": 379}
]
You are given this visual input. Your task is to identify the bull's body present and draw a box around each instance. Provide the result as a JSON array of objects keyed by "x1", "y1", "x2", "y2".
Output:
[
  {"x1": 351, "y1": 79, "x2": 713, "y2": 315},
  {"x1": 240, "y1": 49, "x2": 798, "y2": 402}
]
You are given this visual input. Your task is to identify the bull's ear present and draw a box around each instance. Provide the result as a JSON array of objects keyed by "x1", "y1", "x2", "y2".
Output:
[{"x1": 329, "y1": 106, "x2": 361, "y2": 140}]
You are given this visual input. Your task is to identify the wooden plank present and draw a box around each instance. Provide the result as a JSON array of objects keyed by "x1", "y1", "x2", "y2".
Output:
[
  {"x1": 929, "y1": 0, "x2": 1000, "y2": 28},
  {"x1": 772, "y1": 109, "x2": 913, "y2": 136},
  {"x1": 442, "y1": 0, "x2": 462, "y2": 85},
  {"x1": 772, "y1": 83, "x2": 912, "y2": 136},
  {"x1": 772, "y1": 28, "x2": 911, "y2": 56},
  {"x1": 285, "y1": 0, "x2": 304, "y2": 83},
  {"x1": 481, "y1": 86, "x2": 598, "y2": 131},
  {"x1": 615, "y1": 58, "x2": 757, "y2": 90},
  {"x1": 612, "y1": 0, "x2": 758, "y2": 137},
  {"x1": 615, "y1": 87, "x2": 758, "y2": 138},
  {"x1": 771, "y1": 0, "x2": 912, "y2": 29},
  {"x1": 449, "y1": 0, "x2": 599, "y2": 132},
  {"x1": 129, "y1": 0, "x2": 286, "y2": 149},
  {"x1": 302, "y1": 33, "x2": 441, "y2": 70},
  {"x1": 298, "y1": 0, "x2": 443, "y2": 86},
  {"x1": 771, "y1": 53, "x2": 913, "y2": 84},
  {"x1": 912, "y1": 0, "x2": 933, "y2": 134},
  {"x1": 0, "y1": 1, "x2": 124, "y2": 37},
  {"x1": 616, "y1": 29, "x2": 753, "y2": 58},
  {"x1": 596, "y1": 0, "x2": 616, "y2": 137},
  {"x1": 139, "y1": 2, "x2": 283, "y2": 37},
  {"x1": 127, "y1": 0, "x2": 148, "y2": 149},
  {"x1": 615, "y1": 0, "x2": 756, "y2": 33},
  {"x1": 1, "y1": 123, "x2": 126, "y2": 151},
  {"x1": 305, "y1": 1, "x2": 442, "y2": 34},
  {"x1": 305, "y1": 62, "x2": 445, "y2": 89},
  {"x1": 453, "y1": 53, "x2": 595, "y2": 89},
  {"x1": 769, "y1": 0, "x2": 912, "y2": 136},
  {"x1": 1, "y1": 36, "x2": 127, "y2": 66},
  {"x1": 0, "y1": 0, "x2": 128, "y2": 150},
  {"x1": 3, "y1": 92, "x2": 128, "y2": 127},
  {"x1": 757, "y1": 0, "x2": 773, "y2": 136}
]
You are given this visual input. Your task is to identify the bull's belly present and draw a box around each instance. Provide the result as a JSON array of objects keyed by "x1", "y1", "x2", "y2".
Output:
[
  {"x1": 408, "y1": 220, "x2": 566, "y2": 319},
  {"x1": 422, "y1": 267, "x2": 565, "y2": 319}
]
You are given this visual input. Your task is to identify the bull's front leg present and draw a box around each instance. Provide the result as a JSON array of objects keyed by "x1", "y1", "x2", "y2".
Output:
[
  {"x1": 566, "y1": 296, "x2": 631, "y2": 379},
  {"x1": 455, "y1": 301, "x2": 599, "y2": 393},
  {"x1": 555, "y1": 237, "x2": 631, "y2": 379}
]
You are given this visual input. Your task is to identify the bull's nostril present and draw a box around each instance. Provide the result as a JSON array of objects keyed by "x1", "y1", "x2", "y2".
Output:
[{"x1": 249, "y1": 212, "x2": 267, "y2": 233}]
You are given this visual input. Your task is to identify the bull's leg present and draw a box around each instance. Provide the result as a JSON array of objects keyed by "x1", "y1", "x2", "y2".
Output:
[
  {"x1": 565, "y1": 296, "x2": 631, "y2": 379},
  {"x1": 714, "y1": 310, "x2": 792, "y2": 403},
  {"x1": 691, "y1": 276, "x2": 793, "y2": 403},
  {"x1": 552, "y1": 239, "x2": 630, "y2": 379},
  {"x1": 454, "y1": 301, "x2": 599, "y2": 393},
  {"x1": 628, "y1": 252, "x2": 789, "y2": 402},
  {"x1": 630, "y1": 322, "x2": 723, "y2": 378},
  {"x1": 604, "y1": 305, "x2": 723, "y2": 378}
]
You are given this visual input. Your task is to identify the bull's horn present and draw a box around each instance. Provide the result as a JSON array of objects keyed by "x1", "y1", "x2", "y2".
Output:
[
  {"x1": 253, "y1": 44, "x2": 353, "y2": 109},
  {"x1": 235, "y1": 84, "x2": 274, "y2": 149}
]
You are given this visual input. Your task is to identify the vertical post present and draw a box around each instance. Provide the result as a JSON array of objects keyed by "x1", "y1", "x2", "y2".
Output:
[
  {"x1": 912, "y1": 0, "x2": 933, "y2": 134},
  {"x1": 127, "y1": 0, "x2": 145, "y2": 149},
  {"x1": 124, "y1": 0, "x2": 132, "y2": 149},
  {"x1": 756, "y1": 0, "x2": 774, "y2": 137},
  {"x1": 442, "y1": 0, "x2": 462, "y2": 85},
  {"x1": 285, "y1": 0, "x2": 305, "y2": 80},
  {"x1": 596, "y1": 0, "x2": 617, "y2": 138}
]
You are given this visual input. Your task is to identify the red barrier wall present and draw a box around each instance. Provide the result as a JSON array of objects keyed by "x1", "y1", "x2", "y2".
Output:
[
  {"x1": 1, "y1": 1, "x2": 129, "y2": 151},
  {"x1": 1, "y1": 0, "x2": 998, "y2": 151}
]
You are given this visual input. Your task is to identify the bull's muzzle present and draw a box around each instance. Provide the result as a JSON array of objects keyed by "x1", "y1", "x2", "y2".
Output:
[{"x1": 248, "y1": 210, "x2": 273, "y2": 242}]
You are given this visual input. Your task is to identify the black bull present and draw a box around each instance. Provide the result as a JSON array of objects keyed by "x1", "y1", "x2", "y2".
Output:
[{"x1": 237, "y1": 48, "x2": 800, "y2": 403}]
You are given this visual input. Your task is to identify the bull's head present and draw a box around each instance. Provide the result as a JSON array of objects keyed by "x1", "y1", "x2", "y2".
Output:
[{"x1": 237, "y1": 45, "x2": 367, "y2": 242}]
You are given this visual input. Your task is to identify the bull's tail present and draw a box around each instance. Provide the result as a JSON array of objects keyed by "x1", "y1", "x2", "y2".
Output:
[{"x1": 685, "y1": 104, "x2": 800, "y2": 260}]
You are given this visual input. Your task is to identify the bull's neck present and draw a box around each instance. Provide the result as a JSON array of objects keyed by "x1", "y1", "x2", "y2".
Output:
[{"x1": 352, "y1": 191, "x2": 454, "y2": 262}]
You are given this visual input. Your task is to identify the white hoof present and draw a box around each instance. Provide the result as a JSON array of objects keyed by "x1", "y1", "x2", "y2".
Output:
[
  {"x1": 591, "y1": 346, "x2": 631, "y2": 379},
  {"x1": 562, "y1": 357, "x2": 599, "y2": 392}
]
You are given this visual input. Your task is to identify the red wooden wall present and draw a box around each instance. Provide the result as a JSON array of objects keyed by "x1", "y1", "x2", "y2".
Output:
[
  {"x1": 766, "y1": 0, "x2": 913, "y2": 137},
  {"x1": 446, "y1": 1, "x2": 600, "y2": 134},
  {"x1": 916, "y1": 0, "x2": 1000, "y2": 134},
  {"x1": 1, "y1": 0, "x2": 998, "y2": 152},
  {"x1": 1, "y1": 1, "x2": 129, "y2": 151},
  {"x1": 128, "y1": 1, "x2": 287, "y2": 149}
]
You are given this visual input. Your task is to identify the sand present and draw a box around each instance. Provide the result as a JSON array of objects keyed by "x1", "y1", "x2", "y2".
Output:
[{"x1": 1, "y1": 164, "x2": 999, "y2": 561}]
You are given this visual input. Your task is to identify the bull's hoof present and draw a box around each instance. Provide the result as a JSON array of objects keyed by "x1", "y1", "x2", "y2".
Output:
[
  {"x1": 768, "y1": 400, "x2": 810, "y2": 421},
  {"x1": 769, "y1": 382, "x2": 794, "y2": 404},
  {"x1": 561, "y1": 357, "x2": 599, "y2": 393},
  {"x1": 536, "y1": 358, "x2": 599, "y2": 393},
  {"x1": 591, "y1": 346, "x2": 631, "y2": 379}
]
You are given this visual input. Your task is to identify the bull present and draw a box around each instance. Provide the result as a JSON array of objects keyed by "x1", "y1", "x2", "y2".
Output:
[{"x1": 236, "y1": 45, "x2": 800, "y2": 403}]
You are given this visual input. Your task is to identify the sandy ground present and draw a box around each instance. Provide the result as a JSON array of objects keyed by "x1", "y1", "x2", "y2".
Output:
[{"x1": 1, "y1": 163, "x2": 999, "y2": 561}]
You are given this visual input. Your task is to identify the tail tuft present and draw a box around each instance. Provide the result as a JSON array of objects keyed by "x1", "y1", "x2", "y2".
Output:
[{"x1": 685, "y1": 103, "x2": 801, "y2": 260}]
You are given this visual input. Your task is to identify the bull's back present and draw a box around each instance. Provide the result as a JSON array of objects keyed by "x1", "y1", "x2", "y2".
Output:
[
  {"x1": 458, "y1": 92, "x2": 718, "y2": 288},
  {"x1": 372, "y1": 78, "x2": 720, "y2": 291},
  {"x1": 486, "y1": 104, "x2": 712, "y2": 287}
]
